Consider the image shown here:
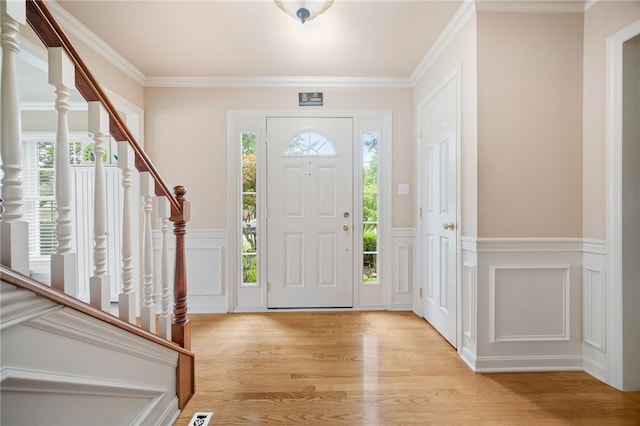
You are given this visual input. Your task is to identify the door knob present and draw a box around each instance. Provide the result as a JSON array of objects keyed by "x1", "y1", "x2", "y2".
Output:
[
  {"x1": 343, "y1": 224, "x2": 350, "y2": 231},
  {"x1": 443, "y1": 222, "x2": 455, "y2": 231}
]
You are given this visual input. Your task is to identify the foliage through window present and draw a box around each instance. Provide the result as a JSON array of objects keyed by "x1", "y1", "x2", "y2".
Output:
[
  {"x1": 362, "y1": 132, "x2": 378, "y2": 283},
  {"x1": 241, "y1": 132, "x2": 258, "y2": 285}
]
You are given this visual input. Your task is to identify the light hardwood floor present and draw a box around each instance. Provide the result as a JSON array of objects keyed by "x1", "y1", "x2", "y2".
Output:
[{"x1": 174, "y1": 311, "x2": 640, "y2": 425}]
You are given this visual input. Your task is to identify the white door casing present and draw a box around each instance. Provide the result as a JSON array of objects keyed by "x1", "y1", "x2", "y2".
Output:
[
  {"x1": 266, "y1": 117, "x2": 354, "y2": 308},
  {"x1": 420, "y1": 74, "x2": 458, "y2": 347}
]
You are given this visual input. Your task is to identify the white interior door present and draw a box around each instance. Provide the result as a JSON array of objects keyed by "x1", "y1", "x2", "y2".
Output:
[
  {"x1": 420, "y1": 76, "x2": 458, "y2": 346},
  {"x1": 266, "y1": 117, "x2": 353, "y2": 308}
]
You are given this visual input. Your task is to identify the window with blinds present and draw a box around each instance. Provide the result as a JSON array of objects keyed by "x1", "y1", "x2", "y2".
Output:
[{"x1": 21, "y1": 137, "x2": 83, "y2": 262}]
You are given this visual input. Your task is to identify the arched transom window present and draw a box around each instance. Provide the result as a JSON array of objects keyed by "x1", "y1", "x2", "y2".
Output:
[{"x1": 284, "y1": 131, "x2": 336, "y2": 156}]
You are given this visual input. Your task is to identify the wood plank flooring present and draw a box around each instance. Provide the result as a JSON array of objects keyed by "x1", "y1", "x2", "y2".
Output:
[{"x1": 173, "y1": 311, "x2": 640, "y2": 425}]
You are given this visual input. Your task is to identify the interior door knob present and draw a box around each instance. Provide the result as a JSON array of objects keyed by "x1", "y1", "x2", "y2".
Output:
[
  {"x1": 443, "y1": 222, "x2": 455, "y2": 231},
  {"x1": 343, "y1": 224, "x2": 350, "y2": 231}
]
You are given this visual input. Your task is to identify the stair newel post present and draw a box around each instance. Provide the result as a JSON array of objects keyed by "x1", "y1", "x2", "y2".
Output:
[
  {"x1": 0, "y1": 0, "x2": 29, "y2": 274},
  {"x1": 157, "y1": 195, "x2": 171, "y2": 340},
  {"x1": 117, "y1": 143, "x2": 136, "y2": 323},
  {"x1": 171, "y1": 185, "x2": 190, "y2": 350},
  {"x1": 48, "y1": 47, "x2": 77, "y2": 295},
  {"x1": 140, "y1": 172, "x2": 156, "y2": 333},
  {"x1": 88, "y1": 101, "x2": 110, "y2": 310}
]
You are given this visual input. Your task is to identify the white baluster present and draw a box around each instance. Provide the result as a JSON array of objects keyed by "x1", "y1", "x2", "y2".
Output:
[
  {"x1": 88, "y1": 102, "x2": 110, "y2": 310},
  {"x1": 0, "y1": 0, "x2": 29, "y2": 274},
  {"x1": 157, "y1": 195, "x2": 171, "y2": 340},
  {"x1": 48, "y1": 47, "x2": 77, "y2": 295},
  {"x1": 140, "y1": 172, "x2": 156, "y2": 333},
  {"x1": 118, "y1": 142, "x2": 136, "y2": 323}
]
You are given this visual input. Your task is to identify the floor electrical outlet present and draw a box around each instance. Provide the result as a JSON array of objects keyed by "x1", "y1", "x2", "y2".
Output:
[{"x1": 187, "y1": 412, "x2": 214, "y2": 426}]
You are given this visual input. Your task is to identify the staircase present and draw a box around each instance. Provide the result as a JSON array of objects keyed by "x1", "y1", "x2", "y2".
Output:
[{"x1": 1, "y1": 0, "x2": 195, "y2": 423}]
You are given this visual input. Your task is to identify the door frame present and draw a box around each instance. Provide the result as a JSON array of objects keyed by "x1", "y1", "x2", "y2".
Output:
[
  {"x1": 415, "y1": 64, "x2": 462, "y2": 349},
  {"x1": 227, "y1": 110, "x2": 392, "y2": 312},
  {"x1": 605, "y1": 19, "x2": 640, "y2": 391}
]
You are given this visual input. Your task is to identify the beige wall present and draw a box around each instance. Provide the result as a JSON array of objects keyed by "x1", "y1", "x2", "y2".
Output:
[
  {"x1": 583, "y1": 1, "x2": 640, "y2": 239},
  {"x1": 413, "y1": 16, "x2": 478, "y2": 237},
  {"x1": 477, "y1": 12, "x2": 584, "y2": 238},
  {"x1": 144, "y1": 87, "x2": 413, "y2": 230}
]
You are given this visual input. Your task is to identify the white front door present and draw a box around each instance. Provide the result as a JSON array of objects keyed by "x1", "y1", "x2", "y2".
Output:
[
  {"x1": 266, "y1": 117, "x2": 354, "y2": 308},
  {"x1": 420, "y1": 76, "x2": 458, "y2": 346}
]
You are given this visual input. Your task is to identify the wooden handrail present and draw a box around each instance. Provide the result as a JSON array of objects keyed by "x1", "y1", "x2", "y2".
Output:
[{"x1": 25, "y1": 0, "x2": 179, "y2": 216}]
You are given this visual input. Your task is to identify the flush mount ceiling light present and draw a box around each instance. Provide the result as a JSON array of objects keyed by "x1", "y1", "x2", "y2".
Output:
[{"x1": 274, "y1": 0, "x2": 334, "y2": 24}]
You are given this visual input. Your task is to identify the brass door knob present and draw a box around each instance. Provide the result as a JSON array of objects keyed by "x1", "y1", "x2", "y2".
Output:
[
  {"x1": 343, "y1": 224, "x2": 350, "y2": 231},
  {"x1": 443, "y1": 222, "x2": 455, "y2": 231}
]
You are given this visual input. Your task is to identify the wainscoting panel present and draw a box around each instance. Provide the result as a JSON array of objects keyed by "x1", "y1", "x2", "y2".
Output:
[
  {"x1": 490, "y1": 264, "x2": 570, "y2": 342},
  {"x1": 582, "y1": 240, "x2": 607, "y2": 382},
  {"x1": 390, "y1": 229, "x2": 414, "y2": 310},
  {"x1": 466, "y1": 238, "x2": 583, "y2": 372},
  {"x1": 152, "y1": 229, "x2": 228, "y2": 313},
  {"x1": 460, "y1": 238, "x2": 478, "y2": 369}
]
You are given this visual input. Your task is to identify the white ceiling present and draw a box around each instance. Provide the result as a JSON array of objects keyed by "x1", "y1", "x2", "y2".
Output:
[{"x1": 54, "y1": 0, "x2": 464, "y2": 83}]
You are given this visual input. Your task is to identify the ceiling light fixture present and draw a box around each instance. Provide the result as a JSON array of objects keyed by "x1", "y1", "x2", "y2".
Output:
[{"x1": 274, "y1": 0, "x2": 334, "y2": 24}]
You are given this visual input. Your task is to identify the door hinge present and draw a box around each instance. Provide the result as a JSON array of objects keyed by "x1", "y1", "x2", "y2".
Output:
[
  {"x1": 419, "y1": 207, "x2": 423, "y2": 218},
  {"x1": 420, "y1": 127, "x2": 423, "y2": 138},
  {"x1": 419, "y1": 288, "x2": 423, "y2": 298},
  {"x1": 267, "y1": 282, "x2": 271, "y2": 293}
]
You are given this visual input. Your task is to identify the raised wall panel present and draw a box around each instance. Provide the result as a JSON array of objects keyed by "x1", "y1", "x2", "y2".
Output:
[
  {"x1": 462, "y1": 263, "x2": 476, "y2": 340},
  {"x1": 395, "y1": 245, "x2": 410, "y2": 293},
  {"x1": 584, "y1": 267, "x2": 606, "y2": 351},
  {"x1": 490, "y1": 265, "x2": 570, "y2": 342},
  {"x1": 153, "y1": 230, "x2": 228, "y2": 313},
  {"x1": 390, "y1": 228, "x2": 414, "y2": 310}
]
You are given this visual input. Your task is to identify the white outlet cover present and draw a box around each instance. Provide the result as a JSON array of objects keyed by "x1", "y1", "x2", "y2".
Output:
[{"x1": 398, "y1": 183, "x2": 410, "y2": 195}]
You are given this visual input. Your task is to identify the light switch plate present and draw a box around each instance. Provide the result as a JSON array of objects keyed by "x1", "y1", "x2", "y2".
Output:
[{"x1": 398, "y1": 183, "x2": 410, "y2": 195}]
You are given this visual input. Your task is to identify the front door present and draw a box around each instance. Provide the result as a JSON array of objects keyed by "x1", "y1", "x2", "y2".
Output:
[
  {"x1": 420, "y1": 75, "x2": 458, "y2": 346},
  {"x1": 266, "y1": 117, "x2": 354, "y2": 308}
]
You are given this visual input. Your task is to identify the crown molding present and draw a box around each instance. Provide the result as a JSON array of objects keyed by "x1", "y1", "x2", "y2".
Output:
[
  {"x1": 474, "y1": 1, "x2": 588, "y2": 14},
  {"x1": 584, "y1": 1, "x2": 599, "y2": 11},
  {"x1": 46, "y1": 0, "x2": 146, "y2": 85},
  {"x1": 144, "y1": 76, "x2": 412, "y2": 89},
  {"x1": 410, "y1": 0, "x2": 475, "y2": 85}
]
